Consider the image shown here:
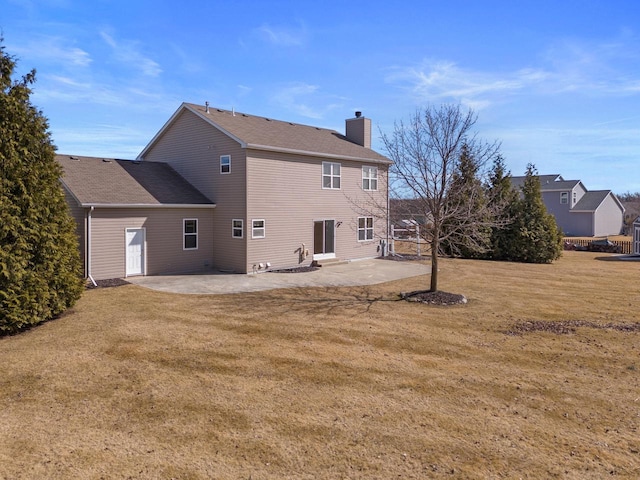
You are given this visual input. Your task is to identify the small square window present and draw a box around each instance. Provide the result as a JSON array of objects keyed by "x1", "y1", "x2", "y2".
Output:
[
  {"x1": 220, "y1": 155, "x2": 231, "y2": 174},
  {"x1": 322, "y1": 162, "x2": 341, "y2": 189},
  {"x1": 184, "y1": 219, "x2": 198, "y2": 250},
  {"x1": 252, "y1": 219, "x2": 265, "y2": 239},
  {"x1": 357, "y1": 216, "x2": 374, "y2": 241},
  {"x1": 232, "y1": 219, "x2": 243, "y2": 238},
  {"x1": 362, "y1": 166, "x2": 378, "y2": 191}
]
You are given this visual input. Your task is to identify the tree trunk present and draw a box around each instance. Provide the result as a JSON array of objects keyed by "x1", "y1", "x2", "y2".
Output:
[{"x1": 430, "y1": 238, "x2": 439, "y2": 292}]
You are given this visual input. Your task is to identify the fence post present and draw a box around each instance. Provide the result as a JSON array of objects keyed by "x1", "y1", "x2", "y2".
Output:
[
  {"x1": 390, "y1": 225, "x2": 395, "y2": 255},
  {"x1": 416, "y1": 224, "x2": 421, "y2": 256}
]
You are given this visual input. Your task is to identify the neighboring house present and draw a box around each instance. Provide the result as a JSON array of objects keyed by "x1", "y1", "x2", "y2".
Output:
[
  {"x1": 510, "y1": 174, "x2": 625, "y2": 237},
  {"x1": 60, "y1": 104, "x2": 391, "y2": 280},
  {"x1": 634, "y1": 217, "x2": 640, "y2": 255},
  {"x1": 389, "y1": 198, "x2": 432, "y2": 228}
]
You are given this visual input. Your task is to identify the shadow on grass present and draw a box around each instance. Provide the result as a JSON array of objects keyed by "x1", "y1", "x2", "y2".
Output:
[{"x1": 594, "y1": 255, "x2": 640, "y2": 262}]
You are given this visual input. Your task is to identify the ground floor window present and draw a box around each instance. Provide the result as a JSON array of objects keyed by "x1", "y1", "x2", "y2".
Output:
[
  {"x1": 184, "y1": 219, "x2": 198, "y2": 249},
  {"x1": 357, "y1": 216, "x2": 374, "y2": 241},
  {"x1": 252, "y1": 219, "x2": 265, "y2": 238},
  {"x1": 232, "y1": 219, "x2": 243, "y2": 238}
]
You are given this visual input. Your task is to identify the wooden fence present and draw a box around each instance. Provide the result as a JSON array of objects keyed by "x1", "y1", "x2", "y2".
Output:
[{"x1": 564, "y1": 238, "x2": 633, "y2": 254}]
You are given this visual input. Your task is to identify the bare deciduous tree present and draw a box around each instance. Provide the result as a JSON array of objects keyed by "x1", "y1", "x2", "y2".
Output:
[{"x1": 382, "y1": 104, "x2": 505, "y2": 292}]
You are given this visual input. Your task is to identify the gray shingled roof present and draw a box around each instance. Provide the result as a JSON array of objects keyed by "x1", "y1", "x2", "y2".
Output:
[
  {"x1": 572, "y1": 190, "x2": 610, "y2": 211},
  {"x1": 141, "y1": 103, "x2": 391, "y2": 164},
  {"x1": 510, "y1": 174, "x2": 563, "y2": 190},
  {"x1": 541, "y1": 179, "x2": 582, "y2": 191},
  {"x1": 58, "y1": 155, "x2": 214, "y2": 206}
]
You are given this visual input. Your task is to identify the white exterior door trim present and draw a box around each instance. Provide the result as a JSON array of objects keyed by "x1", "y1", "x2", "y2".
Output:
[
  {"x1": 125, "y1": 227, "x2": 145, "y2": 277},
  {"x1": 634, "y1": 223, "x2": 640, "y2": 255},
  {"x1": 313, "y1": 219, "x2": 336, "y2": 261}
]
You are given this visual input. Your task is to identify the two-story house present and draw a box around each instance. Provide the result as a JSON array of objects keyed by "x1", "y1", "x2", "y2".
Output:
[
  {"x1": 510, "y1": 174, "x2": 625, "y2": 237},
  {"x1": 59, "y1": 103, "x2": 391, "y2": 281}
]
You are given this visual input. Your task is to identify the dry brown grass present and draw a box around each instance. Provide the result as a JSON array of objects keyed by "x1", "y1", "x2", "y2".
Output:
[{"x1": 1, "y1": 252, "x2": 639, "y2": 479}]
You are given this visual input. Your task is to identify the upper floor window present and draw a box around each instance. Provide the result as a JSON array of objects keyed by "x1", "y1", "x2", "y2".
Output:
[
  {"x1": 322, "y1": 162, "x2": 341, "y2": 189},
  {"x1": 560, "y1": 192, "x2": 568, "y2": 204},
  {"x1": 362, "y1": 166, "x2": 378, "y2": 191},
  {"x1": 573, "y1": 191, "x2": 577, "y2": 205},
  {"x1": 232, "y1": 219, "x2": 243, "y2": 238},
  {"x1": 183, "y1": 219, "x2": 198, "y2": 250},
  {"x1": 357, "y1": 216, "x2": 374, "y2": 241},
  {"x1": 220, "y1": 155, "x2": 231, "y2": 174},
  {"x1": 252, "y1": 219, "x2": 265, "y2": 239}
]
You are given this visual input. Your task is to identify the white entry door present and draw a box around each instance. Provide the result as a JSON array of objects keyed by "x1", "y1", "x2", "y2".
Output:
[
  {"x1": 635, "y1": 224, "x2": 640, "y2": 255},
  {"x1": 126, "y1": 228, "x2": 145, "y2": 276}
]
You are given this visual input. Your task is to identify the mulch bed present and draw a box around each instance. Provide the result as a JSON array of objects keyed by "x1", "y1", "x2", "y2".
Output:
[
  {"x1": 381, "y1": 254, "x2": 429, "y2": 262},
  {"x1": 86, "y1": 278, "x2": 130, "y2": 289},
  {"x1": 269, "y1": 266, "x2": 320, "y2": 273},
  {"x1": 400, "y1": 290, "x2": 467, "y2": 305},
  {"x1": 506, "y1": 320, "x2": 640, "y2": 336}
]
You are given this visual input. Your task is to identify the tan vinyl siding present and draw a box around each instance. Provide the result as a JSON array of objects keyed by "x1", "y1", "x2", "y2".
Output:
[
  {"x1": 89, "y1": 208, "x2": 214, "y2": 280},
  {"x1": 63, "y1": 186, "x2": 86, "y2": 270},
  {"x1": 142, "y1": 109, "x2": 247, "y2": 272},
  {"x1": 246, "y1": 150, "x2": 388, "y2": 271}
]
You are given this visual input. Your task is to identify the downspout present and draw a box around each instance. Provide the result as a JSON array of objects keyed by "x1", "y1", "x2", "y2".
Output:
[
  {"x1": 386, "y1": 168, "x2": 390, "y2": 256},
  {"x1": 87, "y1": 206, "x2": 97, "y2": 287}
]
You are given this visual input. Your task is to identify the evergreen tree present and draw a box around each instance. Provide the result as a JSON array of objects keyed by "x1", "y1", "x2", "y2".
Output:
[
  {"x1": 441, "y1": 143, "x2": 492, "y2": 258},
  {"x1": 485, "y1": 154, "x2": 518, "y2": 260},
  {"x1": 0, "y1": 41, "x2": 83, "y2": 333},
  {"x1": 498, "y1": 164, "x2": 563, "y2": 263}
]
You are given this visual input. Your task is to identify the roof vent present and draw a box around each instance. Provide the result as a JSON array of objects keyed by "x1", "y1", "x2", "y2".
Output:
[
  {"x1": 355, "y1": 111, "x2": 362, "y2": 118},
  {"x1": 205, "y1": 101, "x2": 209, "y2": 113},
  {"x1": 102, "y1": 158, "x2": 112, "y2": 163}
]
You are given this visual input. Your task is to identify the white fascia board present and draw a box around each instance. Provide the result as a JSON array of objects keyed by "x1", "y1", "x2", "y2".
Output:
[{"x1": 81, "y1": 203, "x2": 216, "y2": 209}]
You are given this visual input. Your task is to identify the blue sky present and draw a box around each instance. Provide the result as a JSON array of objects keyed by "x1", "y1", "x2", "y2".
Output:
[{"x1": 3, "y1": 0, "x2": 640, "y2": 192}]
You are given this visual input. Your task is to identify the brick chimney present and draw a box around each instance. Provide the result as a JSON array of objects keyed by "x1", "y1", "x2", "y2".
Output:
[{"x1": 345, "y1": 111, "x2": 371, "y2": 148}]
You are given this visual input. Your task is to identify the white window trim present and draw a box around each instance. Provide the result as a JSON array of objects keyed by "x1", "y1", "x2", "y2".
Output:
[
  {"x1": 560, "y1": 192, "x2": 568, "y2": 204},
  {"x1": 322, "y1": 161, "x2": 341, "y2": 190},
  {"x1": 362, "y1": 166, "x2": 378, "y2": 191},
  {"x1": 252, "y1": 219, "x2": 265, "y2": 239},
  {"x1": 232, "y1": 219, "x2": 243, "y2": 239},
  {"x1": 220, "y1": 155, "x2": 231, "y2": 174},
  {"x1": 357, "y1": 216, "x2": 374, "y2": 242},
  {"x1": 183, "y1": 218, "x2": 198, "y2": 250}
]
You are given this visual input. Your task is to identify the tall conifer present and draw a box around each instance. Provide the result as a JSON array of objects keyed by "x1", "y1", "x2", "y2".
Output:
[
  {"x1": 0, "y1": 41, "x2": 83, "y2": 333},
  {"x1": 498, "y1": 164, "x2": 563, "y2": 263}
]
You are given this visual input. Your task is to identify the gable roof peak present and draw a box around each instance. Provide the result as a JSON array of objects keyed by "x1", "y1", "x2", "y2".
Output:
[{"x1": 139, "y1": 102, "x2": 391, "y2": 165}]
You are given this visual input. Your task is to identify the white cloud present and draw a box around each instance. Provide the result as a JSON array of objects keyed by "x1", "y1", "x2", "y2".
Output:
[
  {"x1": 269, "y1": 82, "x2": 344, "y2": 120},
  {"x1": 386, "y1": 61, "x2": 549, "y2": 110},
  {"x1": 9, "y1": 36, "x2": 92, "y2": 68},
  {"x1": 255, "y1": 23, "x2": 307, "y2": 47},
  {"x1": 386, "y1": 33, "x2": 640, "y2": 109},
  {"x1": 100, "y1": 31, "x2": 162, "y2": 77}
]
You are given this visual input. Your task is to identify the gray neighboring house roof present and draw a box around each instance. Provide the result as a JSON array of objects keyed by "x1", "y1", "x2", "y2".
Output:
[
  {"x1": 139, "y1": 103, "x2": 392, "y2": 165},
  {"x1": 57, "y1": 154, "x2": 215, "y2": 208},
  {"x1": 573, "y1": 190, "x2": 618, "y2": 212},
  {"x1": 539, "y1": 179, "x2": 582, "y2": 192},
  {"x1": 510, "y1": 174, "x2": 563, "y2": 190},
  {"x1": 509, "y1": 173, "x2": 624, "y2": 214}
]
